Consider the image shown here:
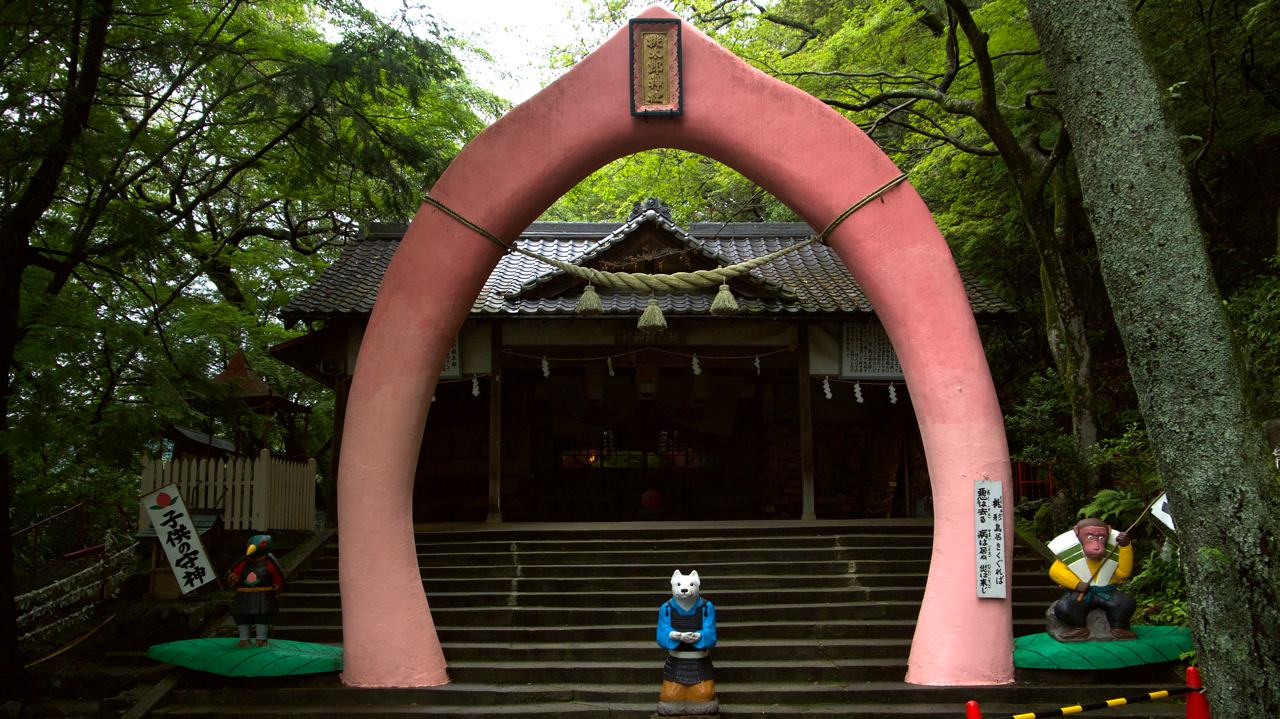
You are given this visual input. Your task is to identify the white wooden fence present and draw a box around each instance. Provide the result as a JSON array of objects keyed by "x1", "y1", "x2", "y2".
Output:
[{"x1": 138, "y1": 449, "x2": 316, "y2": 532}]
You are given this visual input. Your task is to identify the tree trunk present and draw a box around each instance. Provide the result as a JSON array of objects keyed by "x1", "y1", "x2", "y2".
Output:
[
  {"x1": 1034, "y1": 199, "x2": 1101, "y2": 493},
  {"x1": 0, "y1": 243, "x2": 22, "y2": 700},
  {"x1": 1027, "y1": 1, "x2": 1280, "y2": 715}
]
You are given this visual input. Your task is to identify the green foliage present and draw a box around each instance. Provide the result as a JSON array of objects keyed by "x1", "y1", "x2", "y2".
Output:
[
  {"x1": 1078, "y1": 424, "x2": 1163, "y2": 526},
  {"x1": 1077, "y1": 488, "x2": 1151, "y2": 527},
  {"x1": 1225, "y1": 258, "x2": 1280, "y2": 418},
  {"x1": 1003, "y1": 369, "x2": 1076, "y2": 467},
  {"x1": 1126, "y1": 549, "x2": 1189, "y2": 626},
  {"x1": 1031, "y1": 502, "x2": 1056, "y2": 540},
  {"x1": 1088, "y1": 424, "x2": 1161, "y2": 490},
  {"x1": 1137, "y1": 0, "x2": 1280, "y2": 281},
  {"x1": 0, "y1": 0, "x2": 489, "y2": 556},
  {"x1": 545, "y1": 149, "x2": 797, "y2": 224}
]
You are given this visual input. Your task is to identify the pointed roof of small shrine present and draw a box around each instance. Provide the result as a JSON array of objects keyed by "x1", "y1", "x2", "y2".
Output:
[
  {"x1": 212, "y1": 350, "x2": 308, "y2": 414},
  {"x1": 214, "y1": 351, "x2": 273, "y2": 397},
  {"x1": 507, "y1": 198, "x2": 795, "y2": 302}
]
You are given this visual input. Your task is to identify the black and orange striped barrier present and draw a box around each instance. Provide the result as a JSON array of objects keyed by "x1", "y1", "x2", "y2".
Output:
[{"x1": 965, "y1": 666, "x2": 1210, "y2": 719}]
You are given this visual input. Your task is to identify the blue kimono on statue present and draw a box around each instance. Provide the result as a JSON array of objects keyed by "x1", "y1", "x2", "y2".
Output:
[{"x1": 656, "y1": 597, "x2": 717, "y2": 651}]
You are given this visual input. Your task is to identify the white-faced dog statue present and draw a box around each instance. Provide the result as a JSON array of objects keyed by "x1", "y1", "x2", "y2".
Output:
[{"x1": 655, "y1": 569, "x2": 718, "y2": 716}]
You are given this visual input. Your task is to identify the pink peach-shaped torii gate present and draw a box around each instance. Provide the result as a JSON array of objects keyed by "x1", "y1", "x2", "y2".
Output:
[{"x1": 336, "y1": 5, "x2": 1013, "y2": 689}]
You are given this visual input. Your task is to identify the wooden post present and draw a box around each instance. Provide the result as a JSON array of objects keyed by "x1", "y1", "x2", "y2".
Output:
[
  {"x1": 799, "y1": 324, "x2": 816, "y2": 520},
  {"x1": 252, "y1": 449, "x2": 271, "y2": 530},
  {"x1": 326, "y1": 375, "x2": 350, "y2": 527},
  {"x1": 305, "y1": 458, "x2": 317, "y2": 531},
  {"x1": 903, "y1": 440, "x2": 913, "y2": 518},
  {"x1": 486, "y1": 323, "x2": 503, "y2": 523},
  {"x1": 138, "y1": 459, "x2": 154, "y2": 531}
]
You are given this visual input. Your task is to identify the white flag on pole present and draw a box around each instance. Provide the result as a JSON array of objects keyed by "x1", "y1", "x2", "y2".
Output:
[{"x1": 1149, "y1": 492, "x2": 1176, "y2": 534}]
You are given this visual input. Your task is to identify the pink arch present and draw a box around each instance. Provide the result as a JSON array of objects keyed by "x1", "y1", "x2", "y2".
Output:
[{"x1": 336, "y1": 5, "x2": 1012, "y2": 688}]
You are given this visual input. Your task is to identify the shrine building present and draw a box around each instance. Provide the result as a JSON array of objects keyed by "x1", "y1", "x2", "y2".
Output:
[{"x1": 273, "y1": 199, "x2": 1012, "y2": 524}]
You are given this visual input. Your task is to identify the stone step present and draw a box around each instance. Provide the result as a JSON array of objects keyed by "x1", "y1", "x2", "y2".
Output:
[
  {"x1": 310, "y1": 546, "x2": 948, "y2": 567},
  {"x1": 442, "y1": 657, "x2": 909, "y2": 683},
  {"x1": 274, "y1": 601, "x2": 1051, "y2": 627},
  {"x1": 404, "y1": 521, "x2": 937, "y2": 542},
  {"x1": 278, "y1": 585, "x2": 1062, "y2": 609},
  {"x1": 301, "y1": 557, "x2": 1045, "y2": 577},
  {"x1": 153, "y1": 702, "x2": 1183, "y2": 719},
  {"x1": 439, "y1": 638, "x2": 913, "y2": 662},
  {"x1": 406, "y1": 533, "x2": 937, "y2": 552},
  {"x1": 289, "y1": 570, "x2": 1047, "y2": 593},
  {"x1": 290, "y1": 573, "x2": 859, "y2": 592},
  {"x1": 268, "y1": 618, "x2": 1052, "y2": 644},
  {"x1": 167, "y1": 680, "x2": 1190, "y2": 712}
]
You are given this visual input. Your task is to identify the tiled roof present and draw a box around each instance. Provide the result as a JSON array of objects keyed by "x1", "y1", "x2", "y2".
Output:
[
  {"x1": 510, "y1": 208, "x2": 795, "y2": 301},
  {"x1": 279, "y1": 218, "x2": 1014, "y2": 325}
]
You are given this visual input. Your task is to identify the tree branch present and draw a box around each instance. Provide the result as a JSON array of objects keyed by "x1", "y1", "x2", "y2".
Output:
[
  {"x1": 906, "y1": 0, "x2": 947, "y2": 37},
  {"x1": 1033, "y1": 127, "x2": 1072, "y2": 197},
  {"x1": 879, "y1": 116, "x2": 1000, "y2": 156},
  {"x1": 822, "y1": 88, "x2": 976, "y2": 116},
  {"x1": 0, "y1": 0, "x2": 114, "y2": 264}
]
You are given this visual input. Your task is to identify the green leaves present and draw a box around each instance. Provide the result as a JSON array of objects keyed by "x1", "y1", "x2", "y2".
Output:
[
  {"x1": 545, "y1": 149, "x2": 796, "y2": 224},
  {"x1": 1225, "y1": 258, "x2": 1280, "y2": 418},
  {"x1": 0, "y1": 0, "x2": 488, "y2": 561}
]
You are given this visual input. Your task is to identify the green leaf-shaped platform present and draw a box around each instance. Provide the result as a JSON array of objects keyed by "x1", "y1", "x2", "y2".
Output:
[
  {"x1": 147, "y1": 637, "x2": 343, "y2": 676},
  {"x1": 1014, "y1": 625, "x2": 1193, "y2": 670}
]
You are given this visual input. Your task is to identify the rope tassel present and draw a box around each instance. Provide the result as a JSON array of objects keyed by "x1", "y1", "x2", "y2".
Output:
[
  {"x1": 710, "y1": 283, "x2": 739, "y2": 315},
  {"x1": 637, "y1": 297, "x2": 667, "y2": 333},
  {"x1": 575, "y1": 283, "x2": 603, "y2": 314}
]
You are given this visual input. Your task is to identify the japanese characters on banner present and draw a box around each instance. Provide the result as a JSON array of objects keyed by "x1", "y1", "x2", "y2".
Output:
[
  {"x1": 974, "y1": 479, "x2": 1007, "y2": 599},
  {"x1": 142, "y1": 485, "x2": 216, "y2": 594}
]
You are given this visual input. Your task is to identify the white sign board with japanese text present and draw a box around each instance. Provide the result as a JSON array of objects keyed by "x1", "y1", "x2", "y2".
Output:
[
  {"x1": 974, "y1": 479, "x2": 1007, "y2": 598},
  {"x1": 840, "y1": 322, "x2": 904, "y2": 380},
  {"x1": 142, "y1": 485, "x2": 216, "y2": 594}
]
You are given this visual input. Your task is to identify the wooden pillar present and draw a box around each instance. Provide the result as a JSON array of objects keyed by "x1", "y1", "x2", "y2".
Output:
[
  {"x1": 326, "y1": 375, "x2": 350, "y2": 527},
  {"x1": 798, "y1": 324, "x2": 816, "y2": 520},
  {"x1": 486, "y1": 323, "x2": 503, "y2": 523},
  {"x1": 903, "y1": 438, "x2": 913, "y2": 518},
  {"x1": 252, "y1": 449, "x2": 271, "y2": 530}
]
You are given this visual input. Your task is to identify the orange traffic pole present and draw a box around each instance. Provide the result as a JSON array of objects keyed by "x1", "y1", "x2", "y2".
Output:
[
  {"x1": 966, "y1": 699, "x2": 983, "y2": 719},
  {"x1": 1185, "y1": 666, "x2": 1210, "y2": 719}
]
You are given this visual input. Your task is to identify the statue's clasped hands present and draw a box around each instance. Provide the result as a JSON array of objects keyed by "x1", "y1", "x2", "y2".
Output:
[{"x1": 670, "y1": 631, "x2": 701, "y2": 643}]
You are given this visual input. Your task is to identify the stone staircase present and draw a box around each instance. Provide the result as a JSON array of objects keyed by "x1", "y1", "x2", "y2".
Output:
[{"x1": 151, "y1": 521, "x2": 1187, "y2": 717}]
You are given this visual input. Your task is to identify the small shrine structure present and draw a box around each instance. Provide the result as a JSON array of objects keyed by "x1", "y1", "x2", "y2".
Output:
[{"x1": 275, "y1": 202, "x2": 1012, "y2": 524}]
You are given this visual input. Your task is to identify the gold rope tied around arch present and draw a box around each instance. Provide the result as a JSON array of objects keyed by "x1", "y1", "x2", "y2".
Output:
[{"x1": 420, "y1": 172, "x2": 909, "y2": 329}]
